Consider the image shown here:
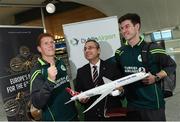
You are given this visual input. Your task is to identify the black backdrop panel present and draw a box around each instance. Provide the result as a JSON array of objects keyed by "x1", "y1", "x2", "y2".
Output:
[{"x1": 0, "y1": 27, "x2": 43, "y2": 77}]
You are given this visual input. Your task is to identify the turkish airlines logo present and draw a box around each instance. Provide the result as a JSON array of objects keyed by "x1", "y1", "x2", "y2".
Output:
[{"x1": 138, "y1": 55, "x2": 142, "y2": 62}]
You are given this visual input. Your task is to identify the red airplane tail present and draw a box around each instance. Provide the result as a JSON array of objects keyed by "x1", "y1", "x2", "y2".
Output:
[{"x1": 65, "y1": 87, "x2": 79, "y2": 96}]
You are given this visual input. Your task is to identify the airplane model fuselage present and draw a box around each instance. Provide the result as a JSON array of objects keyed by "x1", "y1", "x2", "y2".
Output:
[{"x1": 65, "y1": 72, "x2": 150, "y2": 112}]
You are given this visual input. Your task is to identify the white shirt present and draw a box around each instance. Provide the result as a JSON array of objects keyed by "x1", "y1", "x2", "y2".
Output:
[{"x1": 90, "y1": 59, "x2": 100, "y2": 79}]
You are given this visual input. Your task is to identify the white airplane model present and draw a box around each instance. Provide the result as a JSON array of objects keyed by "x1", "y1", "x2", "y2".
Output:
[{"x1": 65, "y1": 72, "x2": 150, "y2": 113}]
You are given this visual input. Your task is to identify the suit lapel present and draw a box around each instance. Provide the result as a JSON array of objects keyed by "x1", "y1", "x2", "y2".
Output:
[
  {"x1": 99, "y1": 60, "x2": 106, "y2": 78},
  {"x1": 99, "y1": 60, "x2": 106, "y2": 85}
]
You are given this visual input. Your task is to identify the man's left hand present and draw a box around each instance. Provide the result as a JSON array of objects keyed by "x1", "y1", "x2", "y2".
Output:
[{"x1": 142, "y1": 72, "x2": 156, "y2": 85}]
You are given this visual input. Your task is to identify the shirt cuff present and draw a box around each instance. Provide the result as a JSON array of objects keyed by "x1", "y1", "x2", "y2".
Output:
[{"x1": 160, "y1": 70, "x2": 167, "y2": 76}]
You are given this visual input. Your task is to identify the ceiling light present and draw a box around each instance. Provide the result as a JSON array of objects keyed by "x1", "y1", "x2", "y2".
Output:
[{"x1": 46, "y1": 3, "x2": 56, "y2": 13}]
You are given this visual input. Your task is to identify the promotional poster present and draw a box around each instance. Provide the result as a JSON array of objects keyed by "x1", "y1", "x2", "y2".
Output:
[{"x1": 0, "y1": 26, "x2": 43, "y2": 121}]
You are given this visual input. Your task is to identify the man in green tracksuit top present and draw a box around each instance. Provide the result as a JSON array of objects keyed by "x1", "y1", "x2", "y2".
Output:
[
  {"x1": 30, "y1": 33, "x2": 77, "y2": 121},
  {"x1": 115, "y1": 13, "x2": 176, "y2": 121}
]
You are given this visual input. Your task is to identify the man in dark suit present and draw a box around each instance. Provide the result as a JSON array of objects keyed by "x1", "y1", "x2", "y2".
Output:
[{"x1": 75, "y1": 39, "x2": 125, "y2": 120}]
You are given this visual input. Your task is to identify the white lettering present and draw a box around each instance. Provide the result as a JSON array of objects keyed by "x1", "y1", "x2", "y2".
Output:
[{"x1": 7, "y1": 86, "x2": 16, "y2": 93}]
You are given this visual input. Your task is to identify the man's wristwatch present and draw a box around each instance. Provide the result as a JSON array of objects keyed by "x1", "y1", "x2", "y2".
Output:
[{"x1": 155, "y1": 75, "x2": 161, "y2": 82}]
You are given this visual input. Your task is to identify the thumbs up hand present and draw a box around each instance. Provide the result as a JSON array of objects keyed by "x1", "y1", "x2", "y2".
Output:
[{"x1": 48, "y1": 63, "x2": 58, "y2": 81}]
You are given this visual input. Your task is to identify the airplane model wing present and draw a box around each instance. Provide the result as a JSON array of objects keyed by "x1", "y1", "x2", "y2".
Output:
[
  {"x1": 103, "y1": 77, "x2": 122, "y2": 96},
  {"x1": 83, "y1": 86, "x2": 114, "y2": 113}
]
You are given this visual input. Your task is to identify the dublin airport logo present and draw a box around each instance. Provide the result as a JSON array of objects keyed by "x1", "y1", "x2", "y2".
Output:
[
  {"x1": 70, "y1": 38, "x2": 79, "y2": 46},
  {"x1": 69, "y1": 34, "x2": 117, "y2": 46},
  {"x1": 70, "y1": 38, "x2": 95, "y2": 46}
]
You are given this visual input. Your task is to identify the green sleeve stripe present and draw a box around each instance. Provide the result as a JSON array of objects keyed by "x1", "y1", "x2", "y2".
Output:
[
  {"x1": 154, "y1": 84, "x2": 160, "y2": 109},
  {"x1": 150, "y1": 49, "x2": 165, "y2": 52},
  {"x1": 47, "y1": 106, "x2": 55, "y2": 121},
  {"x1": 150, "y1": 49, "x2": 166, "y2": 54},
  {"x1": 151, "y1": 51, "x2": 167, "y2": 54},
  {"x1": 115, "y1": 50, "x2": 120, "y2": 54},
  {"x1": 150, "y1": 50, "x2": 166, "y2": 53},
  {"x1": 30, "y1": 70, "x2": 41, "y2": 92},
  {"x1": 119, "y1": 51, "x2": 124, "y2": 56},
  {"x1": 115, "y1": 50, "x2": 124, "y2": 56},
  {"x1": 31, "y1": 70, "x2": 41, "y2": 81}
]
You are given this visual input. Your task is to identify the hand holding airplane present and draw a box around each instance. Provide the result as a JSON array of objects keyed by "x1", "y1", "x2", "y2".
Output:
[
  {"x1": 65, "y1": 72, "x2": 150, "y2": 113},
  {"x1": 65, "y1": 87, "x2": 90, "y2": 103}
]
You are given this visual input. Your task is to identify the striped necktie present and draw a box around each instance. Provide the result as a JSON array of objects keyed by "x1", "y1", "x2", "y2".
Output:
[{"x1": 92, "y1": 65, "x2": 98, "y2": 86}]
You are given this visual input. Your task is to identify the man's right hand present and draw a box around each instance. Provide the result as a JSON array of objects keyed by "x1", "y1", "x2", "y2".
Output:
[
  {"x1": 48, "y1": 63, "x2": 57, "y2": 81},
  {"x1": 78, "y1": 95, "x2": 90, "y2": 103}
]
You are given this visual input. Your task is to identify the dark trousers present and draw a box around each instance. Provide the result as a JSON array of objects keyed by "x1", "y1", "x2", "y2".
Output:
[
  {"x1": 71, "y1": 115, "x2": 79, "y2": 121},
  {"x1": 85, "y1": 114, "x2": 126, "y2": 121},
  {"x1": 84, "y1": 109, "x2": 127, "y2": 121},
  {"x1": 126, "y1": 108, "x2": 166, "y2": 121}
]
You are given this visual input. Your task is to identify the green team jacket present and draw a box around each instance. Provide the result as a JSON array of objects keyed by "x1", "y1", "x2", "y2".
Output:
[
  {"x1": 115, "y1": 39, "x2": 176, "y2": 110},
  {"x1": 30, "y1": 57, "x2": 77, "y2": 121}
]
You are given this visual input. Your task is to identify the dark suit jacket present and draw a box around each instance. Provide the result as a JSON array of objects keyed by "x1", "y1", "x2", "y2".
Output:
[{"x1": 75, "y1": 59, "x2": 123, "y2": 120}]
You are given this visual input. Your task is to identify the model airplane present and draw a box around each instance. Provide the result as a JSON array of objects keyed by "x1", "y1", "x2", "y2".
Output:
[{"x1": 65, "y1": 72, "x2": 150, "y2": 113}]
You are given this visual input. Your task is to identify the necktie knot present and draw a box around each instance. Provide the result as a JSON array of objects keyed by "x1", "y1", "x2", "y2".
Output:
[{"x1": 93, "y1": 65, "x2": 97, "y2": 69}]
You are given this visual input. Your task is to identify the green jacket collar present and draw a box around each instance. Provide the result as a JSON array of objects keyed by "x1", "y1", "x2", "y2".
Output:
[{"x1": 125, "y1": 36, "x2": 144, "y2": 47}]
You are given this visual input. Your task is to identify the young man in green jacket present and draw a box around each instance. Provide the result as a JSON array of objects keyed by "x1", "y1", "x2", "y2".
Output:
[
  {"x1": 115, "y1": 13, "x2": 176, "y2": 121},
  {"x1": 30, "y1": 33, "x2": 77, "y2": 121}
]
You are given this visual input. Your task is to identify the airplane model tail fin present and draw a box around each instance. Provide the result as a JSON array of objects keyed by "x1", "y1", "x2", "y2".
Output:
[
  {"x1": 103, "y1": 77, "x2": 112, "y2": 84},
  {"x1": 65, "y1": 87, "x2": 79, "y2": 96}
]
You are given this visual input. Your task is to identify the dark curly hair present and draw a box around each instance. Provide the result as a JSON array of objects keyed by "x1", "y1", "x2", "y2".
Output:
[{"x1": 118, "y1": 13, "x2": 141, "y2": 28}]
